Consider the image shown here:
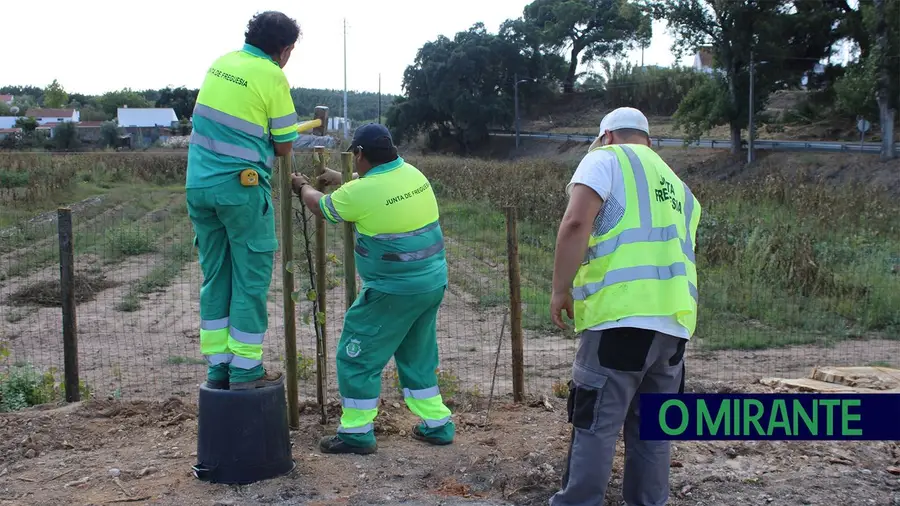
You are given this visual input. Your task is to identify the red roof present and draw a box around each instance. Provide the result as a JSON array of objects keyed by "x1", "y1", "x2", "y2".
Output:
[
  {"x1": 0, "y1": 128, "x2": 22, "y2": 133},
  {"x1": 25, "y1": 108, "x2": 75, "y2": 118},
  {"x1": 0, "y1": 95, "x2": 13, "y2": 103}
]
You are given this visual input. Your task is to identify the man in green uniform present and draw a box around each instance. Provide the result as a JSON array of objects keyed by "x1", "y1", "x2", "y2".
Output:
[
  {"x1": 186, "y1": 11, "x2": 301, "y2": 391},
  {"x1": 292, "y1": 124, "x2": 455, "y2": 455}
]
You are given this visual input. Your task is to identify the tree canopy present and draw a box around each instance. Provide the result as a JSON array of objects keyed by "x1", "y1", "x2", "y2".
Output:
[
  {"x1": 519, "y1": 0, "x2": 648, "y2": 93},
  {"x1": 386, "y1": 23, "x2": 563, "y2": 152}
]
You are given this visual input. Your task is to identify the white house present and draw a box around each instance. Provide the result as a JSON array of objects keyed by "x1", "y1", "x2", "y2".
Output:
[
  {"x1": 23, "y1": 108, "x2": 80, "y2": 125},
  {"x1": 693, "y1": 46, "x2": 715, "y2": 74},
  {"x1": 117, "y1": 107, "x2": 178, "y2": 128},
  {"x1": 0, "y1": 117, "x2": 18, "y2": 129}
]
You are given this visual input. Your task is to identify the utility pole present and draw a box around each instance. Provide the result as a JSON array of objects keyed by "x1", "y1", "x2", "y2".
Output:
[
  {"x1": 343, "y1": 18, "x2": 349, "y2": 140},
  {"x1": 378, "y1": 73, "x2": 382, "y2": 124},
  {"x1": 748, "y1": 49, "x2": 755, "y2": 163},
  {"x1": 514, "y1": 73, "x2": 520, "y2": 149}
]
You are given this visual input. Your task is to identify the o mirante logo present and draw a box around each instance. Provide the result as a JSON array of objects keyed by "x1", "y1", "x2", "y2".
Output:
[{"x1": 639, "y1": 394, "x2": 900, "y2": 441}]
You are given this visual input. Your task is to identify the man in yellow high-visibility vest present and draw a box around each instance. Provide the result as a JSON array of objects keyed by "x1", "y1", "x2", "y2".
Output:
[
  {"x1": 186, "y1": 11, "x2": 301, "y2": 391},
  {"x1": 549, "y1": 107, "x2": 701, "y2": 506}
]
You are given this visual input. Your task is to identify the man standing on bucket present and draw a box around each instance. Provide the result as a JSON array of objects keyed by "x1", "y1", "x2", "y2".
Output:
[
  {"x1": 291, "y1": 123, "x2": 455, "y2": 455},
  {"x1": 186, "y1": 11, "x2": 301, "y2": 391},
  {"x1": 548, "y1": 107, "x2": 701, "y2": 506}
]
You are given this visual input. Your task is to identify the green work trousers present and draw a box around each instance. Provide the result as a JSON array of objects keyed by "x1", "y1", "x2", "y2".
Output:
[
  {"x1": 186, "y1": 177, "x2": 278, "y2": 384},
  {"x1": 336, "y1": 285, "x2": 455, "y2": 448}
]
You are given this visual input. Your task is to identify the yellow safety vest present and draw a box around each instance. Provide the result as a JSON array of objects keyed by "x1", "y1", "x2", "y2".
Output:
[{"x1": 572, "y1": 144, "x2": 701, "y2": 335}]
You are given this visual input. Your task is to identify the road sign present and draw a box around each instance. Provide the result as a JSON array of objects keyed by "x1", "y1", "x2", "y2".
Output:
[{"x1": 858, "y1": 119, "x2": 871, "y2": 133}]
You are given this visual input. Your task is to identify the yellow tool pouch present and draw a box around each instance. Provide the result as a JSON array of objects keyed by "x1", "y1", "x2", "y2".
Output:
[{"x1": 240, "y1": 169, "x2": 259, "y2": 187}]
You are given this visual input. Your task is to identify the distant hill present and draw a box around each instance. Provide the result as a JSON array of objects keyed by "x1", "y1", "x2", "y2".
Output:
[{"x1": 291, "y1": 87, "x2": 396, "y2": 122}]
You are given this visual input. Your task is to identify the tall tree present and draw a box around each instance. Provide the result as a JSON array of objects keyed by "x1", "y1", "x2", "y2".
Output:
[
  {"x1": 156, "y1": 87, "x2": 199, "y2": 120},
  {"x1": 654, "y1": 0, "x2": 841, "y2": 153},
  {"x1": 43, "y1": 79, "x2": 68, "y2": 108},
  {"x1": 521, "y1": 0, "x2": 646, "y2": 93},
  {"x1": 874, "y1": 0, "x2": 896, "y2": 159},
  {"x1": 97, "y1": 89, "x2": 152, "y2": 118},
  {"x1": 387, "y1": 23, "x2": 557, "y2": 152}
]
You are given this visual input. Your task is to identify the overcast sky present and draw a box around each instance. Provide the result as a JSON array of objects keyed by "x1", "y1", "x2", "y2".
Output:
[{"x1": 4, "y1": 0, "x2": 678, "y2": 97}]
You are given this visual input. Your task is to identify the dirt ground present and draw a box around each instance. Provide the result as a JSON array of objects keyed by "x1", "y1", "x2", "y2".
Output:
[{"x1": 1, "y1": 383, "x2": 899, "y2": 506}]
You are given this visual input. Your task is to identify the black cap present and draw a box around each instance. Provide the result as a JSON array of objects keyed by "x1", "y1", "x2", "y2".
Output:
[{"x1": 349, "y1": 123, "x2": 394, "y2": 151}]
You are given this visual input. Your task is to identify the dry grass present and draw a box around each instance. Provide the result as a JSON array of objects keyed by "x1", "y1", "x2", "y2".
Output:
[{"x1": 409, "y1": 154, "x2": 900, "y2": 349}]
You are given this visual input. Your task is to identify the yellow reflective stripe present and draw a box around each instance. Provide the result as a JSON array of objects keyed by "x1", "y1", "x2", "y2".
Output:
[
  {"x1": 199, "y1": 327, "x2": 229, "y2": 355},
  {"x1": 339, "y1": 404, "x2": 378, "y2": 433},
  {"x1": 193, "y1": 104, "x2": 265, "y2": 137}
]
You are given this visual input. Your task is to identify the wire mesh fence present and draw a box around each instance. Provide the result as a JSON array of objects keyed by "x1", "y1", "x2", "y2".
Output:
[{"x1": 1, "y1": 150, "x2": 898, "y2": 412}]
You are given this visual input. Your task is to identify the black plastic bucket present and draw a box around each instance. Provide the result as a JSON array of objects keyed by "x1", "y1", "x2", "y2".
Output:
[{"x1": 193, "y1": 378, "x2": 294, "y2": 485}]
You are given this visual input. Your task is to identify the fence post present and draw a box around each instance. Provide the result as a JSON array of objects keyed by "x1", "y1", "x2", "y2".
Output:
[
  {"x1": 57, "y1": 208, "x2": 80, "y2": 402},
  {"x1": 314, "y1": 147, "x2": 328, "y2": 409},
  {"x1": 341, "y1": 152, "x2": 356, "y2": 308},
  {"x1": 504, "y1": 206, "x2": 525, "y2": 403},
  {"x1": 278, "y1": 154, "x2": 300, "y2": 430}
]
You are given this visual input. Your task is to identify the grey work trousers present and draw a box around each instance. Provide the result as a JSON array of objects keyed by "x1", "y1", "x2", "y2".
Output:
[{"x1": 549, "y1": 328, "x2": 686, "y2": 506}]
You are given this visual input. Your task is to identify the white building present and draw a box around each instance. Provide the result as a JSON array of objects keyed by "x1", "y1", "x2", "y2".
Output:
[
  {"x1": 0, "y1": 117, "x2": 18, "y2": 129},
  {"x1": 23, "y1": 108, "x2": 80, "y2": 125},
  {"x1": 328, "y1": 116, "x2": 351, "y2": 132},
  {"x1": 117, "y1": 107, "x2": 178, "y2": 128},
  {"x1": 693, "y1": 46, "x2": 715, "y2": 74}
]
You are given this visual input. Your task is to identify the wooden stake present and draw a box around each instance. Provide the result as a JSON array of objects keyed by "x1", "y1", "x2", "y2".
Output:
[
  {"x1": 340, "y1": 152, "x2": 357, "y2": 308},
  {"x1": 314, "y1": 147, "x2": 329, "y2": 416},
  {"x1": 278, "y1": 154, "x2": 299, "y2": 429},
  {"x1": 58, "y1": 208, "x2": 80, "y2": 402},
  {"x1": 505, "y1": 206, "x2": 525, "y2": 403}
]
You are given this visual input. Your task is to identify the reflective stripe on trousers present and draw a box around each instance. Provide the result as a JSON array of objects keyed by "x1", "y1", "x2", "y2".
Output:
[
  {"x1": 403, "y1": 386, "x2": 452, "y2": 428},
  {"x1": 337, "y1": 396, "x2": 379, "y2": 434},
  {"x1": 199, "y1": 317, "x2": 233, "y2": 365},
  {"x1": 227, "y1": 326, "x2": 264, "y2": 369},
  {"x1": 190, "y1": 131, "x2": 274, "y2": 168},
  {"x1": 574, "y1": 145, "x2": 697, "y2": 302}
]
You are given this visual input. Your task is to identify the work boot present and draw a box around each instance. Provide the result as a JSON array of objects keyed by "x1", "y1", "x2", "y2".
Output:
[
  {"x1": 230, "y1": 370, "x2": 283, "y2": 391},
  {"x1": 205, "y1": 379, "x2": 229, "y2": 390},
  {"x1": 318, "y1": 435, "x2": 377, "y2": 455},
  {"x1": 412, "y1": 425, "x2": 453, "y2": 446}
]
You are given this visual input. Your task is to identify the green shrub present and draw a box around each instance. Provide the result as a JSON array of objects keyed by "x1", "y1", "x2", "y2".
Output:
[
  {"x1": 603, "y1": 61, "x2": 713, "y2": 116},
  {"x1": 105, "y1": 225, "x2": 156, "y2": 257}
]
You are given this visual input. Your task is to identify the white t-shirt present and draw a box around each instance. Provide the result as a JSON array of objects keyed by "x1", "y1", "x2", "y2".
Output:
[{"x1": 566, "y1": 148, "x2": 691, "y2": 340}]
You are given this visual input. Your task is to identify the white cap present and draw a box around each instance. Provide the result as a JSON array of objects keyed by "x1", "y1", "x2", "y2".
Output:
[{"x1": 598, "y1": 107, "x2": 649, "y2": 137}]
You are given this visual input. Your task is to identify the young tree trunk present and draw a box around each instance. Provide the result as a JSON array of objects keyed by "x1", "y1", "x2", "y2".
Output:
[
  {"x1": 563, "y1": 43, "x2": 584, "y2": 94},
  {"x1": 875, "y1": 0, "x2": 896, "y2": 159},
  {"x1": 727, "y1": 64, "x2": 741, "y2": 155},
  {"x1": 730, "y1": 123, "x2": 742, "y2": 155}
]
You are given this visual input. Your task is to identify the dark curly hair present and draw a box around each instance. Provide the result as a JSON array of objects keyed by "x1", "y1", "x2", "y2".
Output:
[{"x1": 244, "y1": 11, "x2": 301, "y2": 57}]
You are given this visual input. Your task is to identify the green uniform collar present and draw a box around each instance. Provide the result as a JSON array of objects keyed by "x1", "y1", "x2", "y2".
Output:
[
  {"x1": 364, "y1": 157, "x2": 404, "y2": 177},
  {"x1": 241, "y1": 44, "x2": 278, "y2": 65}
]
